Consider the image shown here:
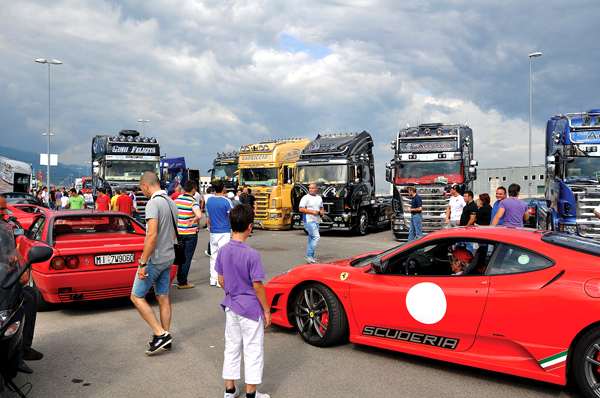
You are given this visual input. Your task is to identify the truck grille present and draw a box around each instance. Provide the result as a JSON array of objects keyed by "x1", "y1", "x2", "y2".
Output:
[
  {"x1": 571, "y1": 184, "x2": 600, "y2": 239},
  {"x1": 399, "y1": 185, "x2": 449, "y2": 232},
  {"x1": 135, "y1": 190, "x2": 148, "y2": 219},
  {"x1": 254, "y1": 191, "x2": 269, "y2": 220}
]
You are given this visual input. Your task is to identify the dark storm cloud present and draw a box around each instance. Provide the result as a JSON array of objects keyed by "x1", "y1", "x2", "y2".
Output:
[{"x1": 0, "y1": 0, "x2": 598, "y2": 188}]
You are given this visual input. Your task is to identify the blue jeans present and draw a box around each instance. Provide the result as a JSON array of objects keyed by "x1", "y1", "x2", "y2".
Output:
[
  {"x1": 408, "y1": 213, "x2": 423, "y2": 241},
  {"x1": 131, "y1": 260, "x2": 172, "y2": 297},
  {"x1": 177, "y1": 234, "x2": 198, "y2": 285},
  {"x1": 305, "y1": 222, "x2": 320, "y2": 259}
]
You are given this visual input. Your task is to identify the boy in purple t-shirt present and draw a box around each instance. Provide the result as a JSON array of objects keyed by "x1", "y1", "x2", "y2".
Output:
[
  {"x1": 216, "y1": 204, "x2": 271, "y2": 398},
  {"x1": 491, "y1": 183, "x2": 529, "y2": 227}
]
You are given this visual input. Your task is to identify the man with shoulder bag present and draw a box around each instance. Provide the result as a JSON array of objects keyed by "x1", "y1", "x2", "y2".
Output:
[{"x1": 130, "y1": 171, "x2": 182, "y2": 356}]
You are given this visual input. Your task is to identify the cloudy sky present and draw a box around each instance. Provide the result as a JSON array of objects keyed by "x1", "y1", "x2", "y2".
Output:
[{"x1": 1, "y1": 0, "x2": 599, "y2": 187}]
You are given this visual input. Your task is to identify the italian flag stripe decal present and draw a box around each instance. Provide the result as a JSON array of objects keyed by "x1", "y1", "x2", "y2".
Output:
[{"x1": 539, "y1": 350, "x2": 568, "y2": 368}]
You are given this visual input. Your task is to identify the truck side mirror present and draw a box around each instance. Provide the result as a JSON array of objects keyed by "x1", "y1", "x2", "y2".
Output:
[{"x1": 385, "y1": 166, "x2": 392, "y2": 183}]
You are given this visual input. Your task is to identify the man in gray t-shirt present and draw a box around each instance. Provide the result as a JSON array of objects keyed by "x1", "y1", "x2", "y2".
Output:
[{"x1": 131, "y1": 171, "x2": 177, "y2": 356}]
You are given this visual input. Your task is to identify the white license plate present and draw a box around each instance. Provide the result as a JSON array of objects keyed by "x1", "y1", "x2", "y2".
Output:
[{"x1": 94, "y1": 253, "x2": 135, "y2": 266}]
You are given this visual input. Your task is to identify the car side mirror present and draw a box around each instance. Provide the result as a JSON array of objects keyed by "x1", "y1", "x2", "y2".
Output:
[
  {"x1": 1, "y1": 244, "x2": 53, "y2": 289},
  {"x1": 28, "y1": 244, "x2": 54, "y2": 264}
]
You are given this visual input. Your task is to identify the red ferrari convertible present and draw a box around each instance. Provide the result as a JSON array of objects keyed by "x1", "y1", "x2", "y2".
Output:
[
  {"x1": 16, "y1": 210, "x2": 176, "y2": 307},
  {"x1": 266, "y1": 227, "x2": 600, "y2": 397}
]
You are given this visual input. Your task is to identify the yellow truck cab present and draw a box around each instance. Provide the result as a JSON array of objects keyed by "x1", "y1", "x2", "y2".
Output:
[{"x1": 239, "y1": 138, "x2": 310, "y2": 230}]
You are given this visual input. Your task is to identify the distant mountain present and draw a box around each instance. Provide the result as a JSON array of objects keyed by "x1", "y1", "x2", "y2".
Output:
[{"x1": 0, "y1": 145, "x2": 89, "y2": 187}]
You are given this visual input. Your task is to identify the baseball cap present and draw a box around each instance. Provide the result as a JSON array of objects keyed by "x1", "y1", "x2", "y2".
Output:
[{"x1": 227, "y1": 192, "x2": 235, "y2": 199}]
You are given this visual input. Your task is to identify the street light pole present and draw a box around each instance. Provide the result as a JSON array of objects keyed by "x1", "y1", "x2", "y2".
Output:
[
  {"x1": 528, "y1": 51, "x2": 542, "y2": 198},
  {"x1": 137, "y1": 119, "x2": 150, "y2": 135},
  {"x1": 35, "y1": 58, "x2": 62, "y2": 189}
]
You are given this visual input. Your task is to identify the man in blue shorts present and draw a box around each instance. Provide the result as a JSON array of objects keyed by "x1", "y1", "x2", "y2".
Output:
[{"x1": 131, "y1": 171, "x2": 178, "y2": 355}]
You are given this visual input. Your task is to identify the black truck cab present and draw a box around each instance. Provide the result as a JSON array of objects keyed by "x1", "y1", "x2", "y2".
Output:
[{"x1": 291, "y1": 131, "x2": 391, "y2": 235}]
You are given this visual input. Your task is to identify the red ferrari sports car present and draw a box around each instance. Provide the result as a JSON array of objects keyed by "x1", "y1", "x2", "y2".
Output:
[
  {"x1": 7, "y1": 204, "x2": 48, "y2": 230},
  {"x1": 266, "y1": 227, "x2": 600, "y2": 397},
  {"x1": 15, "y1": 210, "x2": 176, "y2": 307}
]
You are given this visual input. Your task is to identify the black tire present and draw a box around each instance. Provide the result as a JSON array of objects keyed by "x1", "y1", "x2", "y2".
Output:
[
  {"x1": 291, "y1": 283, "x2": 348, "y2": 347},
  {"x1": 354, "y1": 209, "x2": 369, "y2": 236},
  {"x1": 572, "y1": 327, "x2": 600, "y2": 398}
]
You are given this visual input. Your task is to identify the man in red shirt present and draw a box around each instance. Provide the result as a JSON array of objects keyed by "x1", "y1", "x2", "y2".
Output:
[
  {"x1": 95, "y1": 188, "x2": 111, "y2": 211},
  {"x1": 116, "y1": 190, "x2": 134, "y2": 215},
  {"x1": 170, "y1": 185, "x2": 182, "y2": 200}
]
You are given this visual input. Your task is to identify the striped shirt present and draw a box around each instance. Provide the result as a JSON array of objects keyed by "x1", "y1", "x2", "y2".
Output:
[{"x1": 174, "y1": 193, "x2": 200, "y2": 235}]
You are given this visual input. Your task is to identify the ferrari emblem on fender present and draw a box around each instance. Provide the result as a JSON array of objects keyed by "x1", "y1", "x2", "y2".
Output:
[{"x1": 340, "y1": 272, "x2": 349, "y2": 281}]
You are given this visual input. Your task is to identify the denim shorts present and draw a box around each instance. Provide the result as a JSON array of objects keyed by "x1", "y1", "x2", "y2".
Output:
[{"x1": 131, "y1": 261, "x2": 172, "y2": 298}]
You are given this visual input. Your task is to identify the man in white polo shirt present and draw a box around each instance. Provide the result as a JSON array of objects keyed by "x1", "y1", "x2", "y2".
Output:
[
  {"x1": 299, "y1": 183, "x2": 324, "y2": 264},
  {"x1": 445, "y1": 184, "x2": 465, "y2": 227}
]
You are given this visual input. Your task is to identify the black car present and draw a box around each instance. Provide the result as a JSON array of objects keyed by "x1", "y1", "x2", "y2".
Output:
[{"x1": 2, "y1": 192, "x2": 45, "y2": 207}]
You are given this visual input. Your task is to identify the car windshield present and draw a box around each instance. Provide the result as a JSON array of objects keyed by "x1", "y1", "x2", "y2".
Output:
[
  {"x1": 565, "y1": 157, "x2": 600, "y2": 182},
  {"x1": 0, "y1": 221, "x2": 19, "y2": 286},
  {"x1": 296, "y1": 165, "x2": 347, "y2": 184},
  {"x1": 351, "y1": 243, "x2": 404, "y2": 268},
  {"x1": 394, "y1": 161, "x2": 464, "y2": 184},
  {"x1": 240, "y1": 168, "x2": 278, "y2": 186},
  {"x1": 212, "y1": 164, "x2": 238, "y2": 180},
  {"x1": 53, "y1": 215, "x2": 136, "y2": 237},
  {"x1": 105, "y1": 161, "x2": 159, "y2": 181}
]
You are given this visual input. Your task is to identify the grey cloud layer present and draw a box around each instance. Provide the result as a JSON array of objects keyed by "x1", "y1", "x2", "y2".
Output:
[{"x1": 0, "y1": 0, "x2": 598, "y2": 186}]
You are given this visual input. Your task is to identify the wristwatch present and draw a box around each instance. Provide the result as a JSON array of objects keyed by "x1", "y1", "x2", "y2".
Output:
[{"x1": 138, "y1": 258, "x2": 147, "y2": 267}]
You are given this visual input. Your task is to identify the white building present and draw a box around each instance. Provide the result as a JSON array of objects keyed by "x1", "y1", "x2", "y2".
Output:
[{"x1": 473, "y1": 165, "x2": 546, "y2": 199}]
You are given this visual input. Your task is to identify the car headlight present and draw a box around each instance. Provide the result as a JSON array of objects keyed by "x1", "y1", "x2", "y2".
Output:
[
  {"x1": 0, "y1": 310, "x2": 9, "y2": 328},
  {"x1": 4, "y1": 320, "x2": 20, "y2": 337}
]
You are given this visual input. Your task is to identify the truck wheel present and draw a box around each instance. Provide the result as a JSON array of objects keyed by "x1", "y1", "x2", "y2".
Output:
[{"x1": 354, "y1": 210, "x2": 369, "y2": 236}]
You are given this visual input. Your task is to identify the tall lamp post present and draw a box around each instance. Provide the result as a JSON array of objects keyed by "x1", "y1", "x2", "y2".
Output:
[
  {"x1": 35, "y1": 58, "x2": 63, "y2": 188},
  {"x1": 137, "y1": 119, "x2": 150, "y2": 135},
  {"x1": 528, "y1": 51, "x2": 542, "y2": 198}
]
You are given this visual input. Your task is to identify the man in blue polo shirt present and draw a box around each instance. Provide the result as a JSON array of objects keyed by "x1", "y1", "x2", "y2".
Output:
[
  {"x1": 490, "y1": 186, "x2": 506, "y2": 226},
  {"x1": 206, "y1": 181, "x2": 233, "y2": 287}
]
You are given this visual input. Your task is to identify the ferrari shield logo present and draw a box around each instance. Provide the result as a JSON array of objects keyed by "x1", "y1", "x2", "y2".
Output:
[{"x1": 340, "y1": 272, "x2": 349, "y2": 281}]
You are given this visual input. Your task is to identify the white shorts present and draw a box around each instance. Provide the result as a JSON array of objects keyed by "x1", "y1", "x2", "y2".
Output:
[{"x1": 222, "y1": 308, "x2": 264, "y2": 385}]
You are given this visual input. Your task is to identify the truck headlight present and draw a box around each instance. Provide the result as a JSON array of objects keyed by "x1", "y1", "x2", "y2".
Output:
[{"x1": 559, "y1": 223, "x2": 577, "y2": 234}]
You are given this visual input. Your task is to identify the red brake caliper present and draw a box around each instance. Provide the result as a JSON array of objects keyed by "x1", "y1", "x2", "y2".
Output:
[
  {"x1": 596, "y1": 351, "x2": 600, "y2": 375},
  {"x1": 319, "y1": 312, "x2": 329, "y2": 334}
]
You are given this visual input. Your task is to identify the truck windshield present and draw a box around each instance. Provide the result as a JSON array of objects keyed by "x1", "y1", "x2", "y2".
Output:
[
  {"x1": 296, "y1": 165, "x2": 347, "y2": 184},
  {"x1": 212, "y1": 164, "x2": 237, "y2": 181},
  {"x1": 105, "y1": 161, "x2": 159, "y2": 181},
  {"x1": 395, "y1": 160, "x2": 464, "y2": 184},
  {"x1": 565, "y1": 157, "x2": 600, "y2": 182},
  {"x1": 240, "y1": 168, "x2": 278, "y2": 186}
]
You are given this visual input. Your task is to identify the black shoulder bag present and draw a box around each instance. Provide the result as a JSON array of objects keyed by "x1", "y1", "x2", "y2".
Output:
[{"x1": 156, "y1": 195, "x2": 185, "y2": 266}]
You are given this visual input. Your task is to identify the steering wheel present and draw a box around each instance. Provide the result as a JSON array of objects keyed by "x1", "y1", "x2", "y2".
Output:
[{"x1": 402, "y1": 254, "x2": 434, "y2": 275}]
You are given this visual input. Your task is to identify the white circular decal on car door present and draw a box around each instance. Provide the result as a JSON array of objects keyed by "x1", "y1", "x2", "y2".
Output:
[{"x1": 405, "y1": 282, "x2": 447, "y2": 325}]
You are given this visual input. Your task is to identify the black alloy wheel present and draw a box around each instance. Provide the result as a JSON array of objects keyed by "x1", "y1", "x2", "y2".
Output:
[
  {"x1": 292, "y1": 283, "x2": 348, "y2": 347},
  {"x1": 572, "y1": 327, "x2": 600, "y2": 398},
  {"x1": 355, "y1": 210, "x2": 369, "y2": 236}
]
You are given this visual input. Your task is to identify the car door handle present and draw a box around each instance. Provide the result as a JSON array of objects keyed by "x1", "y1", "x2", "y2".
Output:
[{"x1": 480, "y1": 280, "x2": 488, "y2": 285}]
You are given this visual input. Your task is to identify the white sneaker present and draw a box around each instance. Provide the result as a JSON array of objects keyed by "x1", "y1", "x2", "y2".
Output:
[
  {"x1": 224, "y1": 387, "x2": 239, "y2": 398},
  {"x1": 204, "y1": 250, "x2": 210, "y2": 257},
  {"x1": 304, "y1": 256, "x2": 317, "y2": 264}
]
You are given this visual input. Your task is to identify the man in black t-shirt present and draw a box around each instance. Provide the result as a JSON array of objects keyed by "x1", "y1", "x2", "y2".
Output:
[
  {"x1": 460, "y1": 191, "x2": 478, "y2": 226},
  {"x1": 239, "y1": 186, "x2": 255, "y2": 208}
]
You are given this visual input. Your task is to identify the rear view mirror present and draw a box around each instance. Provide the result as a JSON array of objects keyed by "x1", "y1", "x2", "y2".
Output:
[
  {"x1": 28, "y1": 244, "x2": 54, "y2": 265},
  {"x1": 2, "y1": 244, "x2": 53, "y2": 289}
]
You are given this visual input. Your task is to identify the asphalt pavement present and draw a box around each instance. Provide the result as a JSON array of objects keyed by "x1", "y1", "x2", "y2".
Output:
[{"x1": 6, "y1": 228, "x2": 579, "y2": 398}]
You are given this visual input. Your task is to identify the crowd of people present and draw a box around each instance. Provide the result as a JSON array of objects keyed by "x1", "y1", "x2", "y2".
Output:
[{"x1": 407, "y1": 182, "x2": 531, "y2": 241}]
